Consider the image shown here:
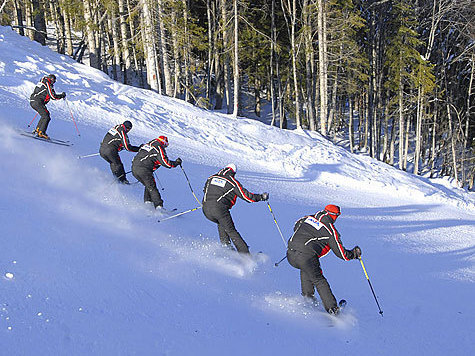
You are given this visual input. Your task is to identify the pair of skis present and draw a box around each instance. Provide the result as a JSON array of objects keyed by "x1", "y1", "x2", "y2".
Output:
[
  {"x1": 17, "y1": 129, "x2": 72, "y2": 146},
  {"x1": 157, "y1": 206, "x2": 202, "y2": 222}
]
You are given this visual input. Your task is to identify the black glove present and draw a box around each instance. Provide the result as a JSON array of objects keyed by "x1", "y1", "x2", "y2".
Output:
[
  {"x1": 174, "y1": 157, "x2": 182, "y2": 166},
  {"x1": 352, "y1": 246, "x2": 362, "y2": 259},
  {"x1": 261, "y1": 192, "x2": 269, "y2": 201},
  {"x1": 59, "y1": 92, "x2": 66, "y2": 99}
]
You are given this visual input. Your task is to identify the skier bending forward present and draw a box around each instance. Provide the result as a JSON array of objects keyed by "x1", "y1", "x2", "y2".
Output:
[{"x1": 287, "y1": 204, "x2": 361, "y2": 314}]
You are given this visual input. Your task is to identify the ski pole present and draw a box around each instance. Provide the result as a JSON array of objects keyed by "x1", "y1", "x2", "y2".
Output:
[
  {"x1": 153, "y1": 172, "x2": 164, "y2": 191},
  {"x1": 266, "y1": 202, "x2": 287, "y2": 247},
  {"x1": 157, "y1": 206, "x2": 202, "y2": 223},
  {"x1": 27, "y1": 113, "x2": 38, "y2": 128},
  {"x1": 64, "y1": 98, "x2": 80, "y2": 136},
  {"x1": 180, "y1": 165, "x2": 202, "y2": 206},
  {"x1": 274, "y1": 255, "x2": 287, "y2": 267},
  {"x1": 77, "y1": 153, "x2": 100, "y2": 159},
  {"x1": 112, "y1": 170, "x2": 131, "y2": 184},
  {"x1": 359, "y1": 257, "x2": 384, "y2": 316}
]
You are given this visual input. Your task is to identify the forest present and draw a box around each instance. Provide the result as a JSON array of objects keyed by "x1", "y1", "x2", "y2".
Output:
[{"x1": 1, "y1": 0, "x2": 474, "y2": 188}]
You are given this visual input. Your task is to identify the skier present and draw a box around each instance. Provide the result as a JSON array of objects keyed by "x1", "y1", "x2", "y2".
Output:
[
  {"x1": 131, "y1": 136, "x2": 182, "y2": 210},
  {"x1": 286, "y1": 204, "x2": 361, "y2": 315},
  {"x1": 99, "y1": 121, "x2": 141, "y2": 184},
  {"x1": 30, "y1": 74, "x2": 66, "y2": 139},
  {"x1": 202, "y1": 164, "x2": 269, "y2": 254}
]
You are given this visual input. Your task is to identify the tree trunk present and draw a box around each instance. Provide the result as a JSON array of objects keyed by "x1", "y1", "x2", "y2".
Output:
[
  {"x1": 32, "y1": 0, "x2": 46, "y2": 45},
  {"x1": 303, "y1": 0, "x2": 315, "y2": 131},
  {"x1": 109, "y1": 6, "x2": 121, "y2": 81},
  {"x1": 349, "y1": 96, "x2": 354, "y2": 153},
  {"x1": 141, "y1": 0, "x2": 160, "y2": 92},
  {"x1": 290, "y1": 0, "x2": 301, "y2": 128},
  {"x1": 171, "y1": 9, "x2": 181, "y2": 98},
  {"x1": 328, "y1": 72, "x2": 338, "y2": 135},
  {"x1": 276, "y1": 44, "x2": 285, "y2": 129},
  {"x1": 446, "y1": 101, "x2": 459, "y2": 184},
  {"x1": 382, "y1": 94, "x2": 390, "y2": 163},
  {"x1": 49, "y1": 0, "x2": 65, "y2": 53},
  {"x1": 269, "y1": 0, "x2": 277, "y2": 126},
  {"x1": 232, "y1": 0, "x2": 239, "y2": 117},
  {"x1": 84, "y1": 0, "x2": 100, "y2": 69},
  {"x1": 462, "y1": 53, "x2": 474, "y2": 185},
  {"x1": 206, "y1": 0, "x2": 214, "y2": 105},
  {"x1": 403, "y1": 114, "x2": 410, "y2": 171},
  {"x1": 220, "y1": 0, "x2": 231, "y2": 112},
  {"x1": 126, "y1": 0, "x2": 140, "y2": 76},
  {"x1": 157, "y1": 0, "x2": 173, "y2": 96},
  {"x1": 429, "y1": 97, "x2": 438, "y2": 178},
  {"x1": 118, "y1": 0, "x2": 131, "y2": 84},
  {"x1": 24, "y1": 1, "x2": 35, "y2": 40},
  {"x1": 398, "y1": 66, "x2": 405, "y2": 170},
  {"x1": 414, "y1": 85, "x2": 423, "y2": 175},
  {"x1": 317, "y1": 0, "x2": 327, "y2": 135},
  {"x1": 61, "y1": 1, "x2": 74, "y2": 56},
  {"x1": 183, "y1": 0, "x2": 191, "y2": 102},
  {"x1": 12, "y1": 0, "x2": 24, "y2": 36}
]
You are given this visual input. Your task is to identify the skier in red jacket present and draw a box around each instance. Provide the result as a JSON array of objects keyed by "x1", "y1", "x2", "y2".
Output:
[
  {"x1": 202, "y1": 164, "x2": 269, "y2": 254},
  {"x1": 100, "y1": 121, "x2": 141, "y2": 184},
  {"x1": 287, "y1": 204, "x2": 361, "y2": 314},
  {"x1": 29, "y1": 74, "x2": 66, "y2": 139}
]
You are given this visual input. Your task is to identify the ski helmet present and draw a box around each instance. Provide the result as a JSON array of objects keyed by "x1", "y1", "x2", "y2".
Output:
[
  {"x1": 324, "y1": 204, "x2": 341, "y2": 217},
  {"x1": 225, "y1": 163, "x2": 237, "y2": 173},
  {"x1": 157, "y1": 135, "x2": 169, "y2": 147},
  {"x1": 47, "y1": 74, "x2": 56, "y2": 83},
  {"x1": 123, "y1": 120, "x2": 133, "y2": 131}
]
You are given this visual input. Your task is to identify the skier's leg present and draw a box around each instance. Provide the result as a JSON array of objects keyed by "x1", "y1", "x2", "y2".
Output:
[
  {"x1": 217, "y1": 223, "x2": 232, "y2": 247},
  {"x1": 300, "y1": 270, "x2": 317, "y2": 298},
  {"x1": 300, "y1": 257, "x2": 337, "y2": 311},
  {"x1": 108, "y1": 151, "x2": 126, "y2": 181},
  {"x1": 143, "y1": 186, "x2": 152, "y2": 203},
  {"x1": 32, "y1": 103, "x2": 51, "y2": 133},
  {"x1": 203, "y1": 204, "x2": 231, "y2": 247},
  {"x1": 216, "y1": 209, "x2": 249, "y2": 253},
  {"x1": 287, "y1": 249, "x2": 317, "y2": 298},
  {"x1": 140, "y1": 171, "x2": 163, "y2": 208},
  {"x1": 101, "y1": 147, "x2": 126, "y2": 181}
]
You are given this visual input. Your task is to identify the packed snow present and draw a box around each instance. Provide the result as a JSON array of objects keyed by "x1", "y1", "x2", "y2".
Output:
[{"x1": 0, "y1": 26, "x2": 474, "y2": 355}]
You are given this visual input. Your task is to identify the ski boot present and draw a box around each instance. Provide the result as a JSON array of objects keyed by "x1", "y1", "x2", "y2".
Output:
[
  {"x1": 37, "y1": 130, "x2": 50, "y2": 139},
  {"x1": 328, "y1": 306, "x2": 340, "y2": 315}
]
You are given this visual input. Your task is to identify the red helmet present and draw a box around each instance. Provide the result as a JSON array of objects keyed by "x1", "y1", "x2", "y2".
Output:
[
  {"x1": 157, "y1": 135, "x2": 169, "y2": 147},
  {"x1": 324, "y1": 204, "x2": 341, "y2": 217}
]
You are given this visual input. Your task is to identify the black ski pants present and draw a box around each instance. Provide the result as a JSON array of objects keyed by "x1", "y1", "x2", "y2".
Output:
[
  {"x1": 202, "y1": 202, "x2": 249, "y2": 254},
  {"x1": 132, "y1": 165, "x2": 163, "y2": 208},
  {"x1": 287, "y1": 248, "x2": 337, "y2": 312},
  {"x1": 30, "y1": 100, "x2": 51, "y2": 133},
  {"x1": 99, "y1": 144, "x2": 127, "y2": 182}
]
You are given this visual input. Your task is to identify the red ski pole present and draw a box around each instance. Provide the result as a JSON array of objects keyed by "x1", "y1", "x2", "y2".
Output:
[
  {"x1": 27, "y1": 113, "x2": 38, "y2": 128},
  {"x1": 64, "y1": 99, "x2": 80, "y2": 136}
]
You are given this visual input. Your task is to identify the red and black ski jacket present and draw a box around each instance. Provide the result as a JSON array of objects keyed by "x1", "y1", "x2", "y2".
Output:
[
  {"x1": 30, "y1": 76, "x2": 62, "y2": 104},
  {"x1": 287, "y1": 211, "x2": 355, "y2": 260},
  {"x1": 101, "y1": 124, "x2": 140, "y2": 152},
  {"x1": 132, "y1": 138, "x2": 177, "y2": 171},
  {"x1": 202, "y1": 167, "x2": 262, "y2": 209}
]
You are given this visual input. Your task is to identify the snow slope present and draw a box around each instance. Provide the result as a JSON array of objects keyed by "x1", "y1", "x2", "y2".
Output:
[{"x1": 0, "y1": 27, "x2": 474, "y2": 355}]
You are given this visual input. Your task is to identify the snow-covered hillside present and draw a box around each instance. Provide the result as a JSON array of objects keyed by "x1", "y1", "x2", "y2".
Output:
[{"x1": 0, "y1": 26, "x2": 474, "y2": 355}]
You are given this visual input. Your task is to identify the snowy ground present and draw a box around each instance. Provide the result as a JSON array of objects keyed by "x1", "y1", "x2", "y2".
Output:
[{"x1": 0, "y1": 26, "x2": 474, "y2": 355}]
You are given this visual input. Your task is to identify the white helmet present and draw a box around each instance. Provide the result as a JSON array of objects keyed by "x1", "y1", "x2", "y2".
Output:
[{"x1": 225, "y1": 163, "x2": 237, "y2": 173}]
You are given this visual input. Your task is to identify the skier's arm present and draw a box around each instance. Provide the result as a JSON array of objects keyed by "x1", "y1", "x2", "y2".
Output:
[
  {"x1": 154, "y1": 145, "x2": 174, "y2": 168},
  {"x1": 229, "y1": 176, "x2": 261, "y2": 203},
  {"x1": 327, "y1": 225, "x2": 354, "y2": 261},
  {"x1": 46, "y1": 81, "x2": 63, "y2": 100},
  {"x1": 119, "y1": 128, "x2": 140, "y2": 152}
]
